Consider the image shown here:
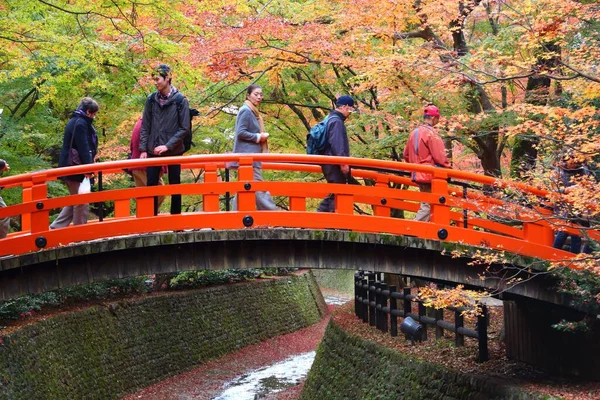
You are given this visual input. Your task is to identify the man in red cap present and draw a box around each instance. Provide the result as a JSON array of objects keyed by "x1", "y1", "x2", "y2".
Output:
[{"x1": 403, "y1": 105, "x2": 451, "y2": 222}]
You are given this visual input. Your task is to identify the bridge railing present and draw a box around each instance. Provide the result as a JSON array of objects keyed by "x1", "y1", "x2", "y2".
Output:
[{"x1": 0, "y1": 153, "x2": 588, "y2": 262}]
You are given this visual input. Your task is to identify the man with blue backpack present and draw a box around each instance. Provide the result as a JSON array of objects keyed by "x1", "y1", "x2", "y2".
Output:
[{"x1": 308, "y1": 95, "x2": 357, "y2": 213}]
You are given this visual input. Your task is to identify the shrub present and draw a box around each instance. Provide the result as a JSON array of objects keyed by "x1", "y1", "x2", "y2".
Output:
[
  {"x1": 0, "y1": 277, "x2": 149, "y2": 321},
  {"x1": 169, "y1": 268, "x2": 295, "y2": 290}
]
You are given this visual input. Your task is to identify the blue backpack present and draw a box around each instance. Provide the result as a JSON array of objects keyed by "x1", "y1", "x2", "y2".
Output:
[{"x1": 306, "y1": 114, "x2": 340, "y2": 155}]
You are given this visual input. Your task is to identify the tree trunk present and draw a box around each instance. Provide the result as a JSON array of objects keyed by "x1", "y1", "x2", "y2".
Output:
[
  {"x1": 465, "y1": 83, "x2": 502, "y2": 178},
  {"x1": 480, "y1": 142, "x2": 502, "y2": 178},
  {"x1": 510, "y1": 137, "x2": 539, "y2": 179},
  {"x1": 511, "y1": 42, "x2": 561, "y2": 179}
]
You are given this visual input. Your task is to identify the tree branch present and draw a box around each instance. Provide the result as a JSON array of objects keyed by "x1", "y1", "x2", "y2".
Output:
[{"x1": 207, "y1": 65, "x2": 277, "y2": 118}]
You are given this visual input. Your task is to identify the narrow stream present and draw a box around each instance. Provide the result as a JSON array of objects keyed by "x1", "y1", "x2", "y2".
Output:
[
  {"x1": 211, "y1": 351, "x2": 316, "y2": 400},
  {"x1": 210, "y1": 295, "x2": 349, "y2": 399}
]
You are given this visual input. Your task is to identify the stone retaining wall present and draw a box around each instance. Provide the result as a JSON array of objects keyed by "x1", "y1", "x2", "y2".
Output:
[
  {"x1": 301, "y1": 321, "x2": 552, "y2": 400},
  {"x1": 0, "y1": 271, "x2": 327, "y2": 400}
]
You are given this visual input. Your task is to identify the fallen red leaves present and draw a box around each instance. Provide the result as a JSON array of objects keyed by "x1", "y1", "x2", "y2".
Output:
[
  {"x1": 122, "y1": 306, "x2": 332, "y2": 400},
  {"x1": 332, "y1": 300, "x2": 600, "y2": 400}
]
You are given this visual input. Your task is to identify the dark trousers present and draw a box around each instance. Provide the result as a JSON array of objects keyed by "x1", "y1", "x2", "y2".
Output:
[
  {"x1": 553, "y1": 231, "x2": 582, "y2": 254},
  {"x1": 553, "y1": 218, "x2": 592, "y2": 254},
  {"x1": 147, "y1": 158, "x2": 181, "y2": 215},
  {"x1": 317, "y1": 164, "x2": 347, "y2": 213}
]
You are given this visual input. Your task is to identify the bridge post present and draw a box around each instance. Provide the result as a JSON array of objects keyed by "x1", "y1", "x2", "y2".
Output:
[
  {"x1": 136, "y1": 196, "x2": 155, "y2": 218},
  {"x1": 21, "y1": 181, "x2": 32, "y2": 232},
  {"x1": 114, "y1": 198, "x2": 130, "y2": 218},
  {"x1": 203, "y1": 163, "x2": 220, "y2": 212},
  {"x1": 237, "y1": 157, "x2": 256, "y2": 211},
  {"x1": 373, "y1": 175, "x2": 390, "y2": 217},
  {"x1": 97, "y1": 171, "x2": 104, "y2": 221},
  {"x1": 289, "y1": 196, "x2": 306, "y2": 211},
  {"x1": 335, "y1": 193, "x2": 353, "y2": 214},
  {"x1": 430, "y1": 171, "x2": 451, "y2": 226},
  {"x1": 224, "y1": 168, "x2": 231, "y2": 211},
  {"x1": 523, "y1": 219, "x2": 554, "y2": 247},
  {"x1": 30, "y1": 173, "x2": 49, "y2": 234}
]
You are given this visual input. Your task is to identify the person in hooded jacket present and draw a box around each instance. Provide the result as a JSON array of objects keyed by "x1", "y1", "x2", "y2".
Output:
[
  {"x1": 139, "y1": 64, "x2": 190, "y2": 215},
  {"x1": 403, "y1": 105, "x2": 451, "y2": 222},
  {"x1": 50, "y1": 97, "x2": 99, "y2": 229}
]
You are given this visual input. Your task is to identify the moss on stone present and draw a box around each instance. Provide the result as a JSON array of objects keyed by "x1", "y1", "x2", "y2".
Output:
[
  {"x1": 0, "y1": 272, "x2": 326, "y2": 400},
  {"x1": 347, "y1": 231, "x2": 359, "y2": 242},
  {"x1": 300, "y1": 321, "x2": 555, "y2": 400}
]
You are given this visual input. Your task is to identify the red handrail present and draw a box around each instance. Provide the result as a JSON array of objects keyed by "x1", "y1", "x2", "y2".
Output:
[{"x1": 0, "y1": 153, "x2": 589, "y2": 266}]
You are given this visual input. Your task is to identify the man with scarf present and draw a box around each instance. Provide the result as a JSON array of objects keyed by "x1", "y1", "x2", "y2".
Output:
[
  {"x1": 231, "y1": 84, "x2": 277, "y2": 210},
  {"x1": 139, "y1": 64, "x2": 191, "y2": 215},
  {"x1": 51, "y1": 97, "x2": 99, "y2": 229}
]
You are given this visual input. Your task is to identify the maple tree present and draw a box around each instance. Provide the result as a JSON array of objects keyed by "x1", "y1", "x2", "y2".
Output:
[{"x1": 1, "y1": 0, "x2": 600, "y2": 317}]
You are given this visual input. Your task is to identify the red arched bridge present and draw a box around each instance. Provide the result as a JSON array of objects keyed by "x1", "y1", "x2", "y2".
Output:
[{"x1": 0, "y1": 154, "x2": 593, "y2": 302}]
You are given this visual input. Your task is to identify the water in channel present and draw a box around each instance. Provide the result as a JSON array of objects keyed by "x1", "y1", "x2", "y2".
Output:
[
  {"x1": 210, "y1": 295, "x2": 349, "y2": 399},
  {"x1": 211, "y1": 351, "x2": 316, "y2": 400}
]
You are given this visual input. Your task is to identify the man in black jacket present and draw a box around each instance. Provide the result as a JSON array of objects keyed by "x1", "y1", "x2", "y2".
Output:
[
  {"x1": 317, "y1": 95, "x2": 357, "y2": 213},
  {"x1": 139, "y1": 64, "x2": 190, "y2": 215}
]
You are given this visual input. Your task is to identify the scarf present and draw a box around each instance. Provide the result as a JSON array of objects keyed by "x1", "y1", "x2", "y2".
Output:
[
  {"x1": 244, "y1": 99, "x2": 269, "y2": 153},
  {"x1": 157, "y1": 86, "x2": 174, "y2": 106}
]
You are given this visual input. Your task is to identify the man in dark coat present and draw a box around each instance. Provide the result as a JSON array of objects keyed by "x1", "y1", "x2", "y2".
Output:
[
  {"x1": 50, "y1": 97, "x2": 99, "y2": 229},
  {"x1": 317, "y1": 95, "x2": 357, "y2": 213},
  {"x1": 139, "y1": 64, "x2": 190, "y2": 215}
]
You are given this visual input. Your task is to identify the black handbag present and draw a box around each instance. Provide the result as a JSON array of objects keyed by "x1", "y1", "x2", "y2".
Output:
[{"x1": 68, "y1": 126, "x2": 82, "y2": 166}]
